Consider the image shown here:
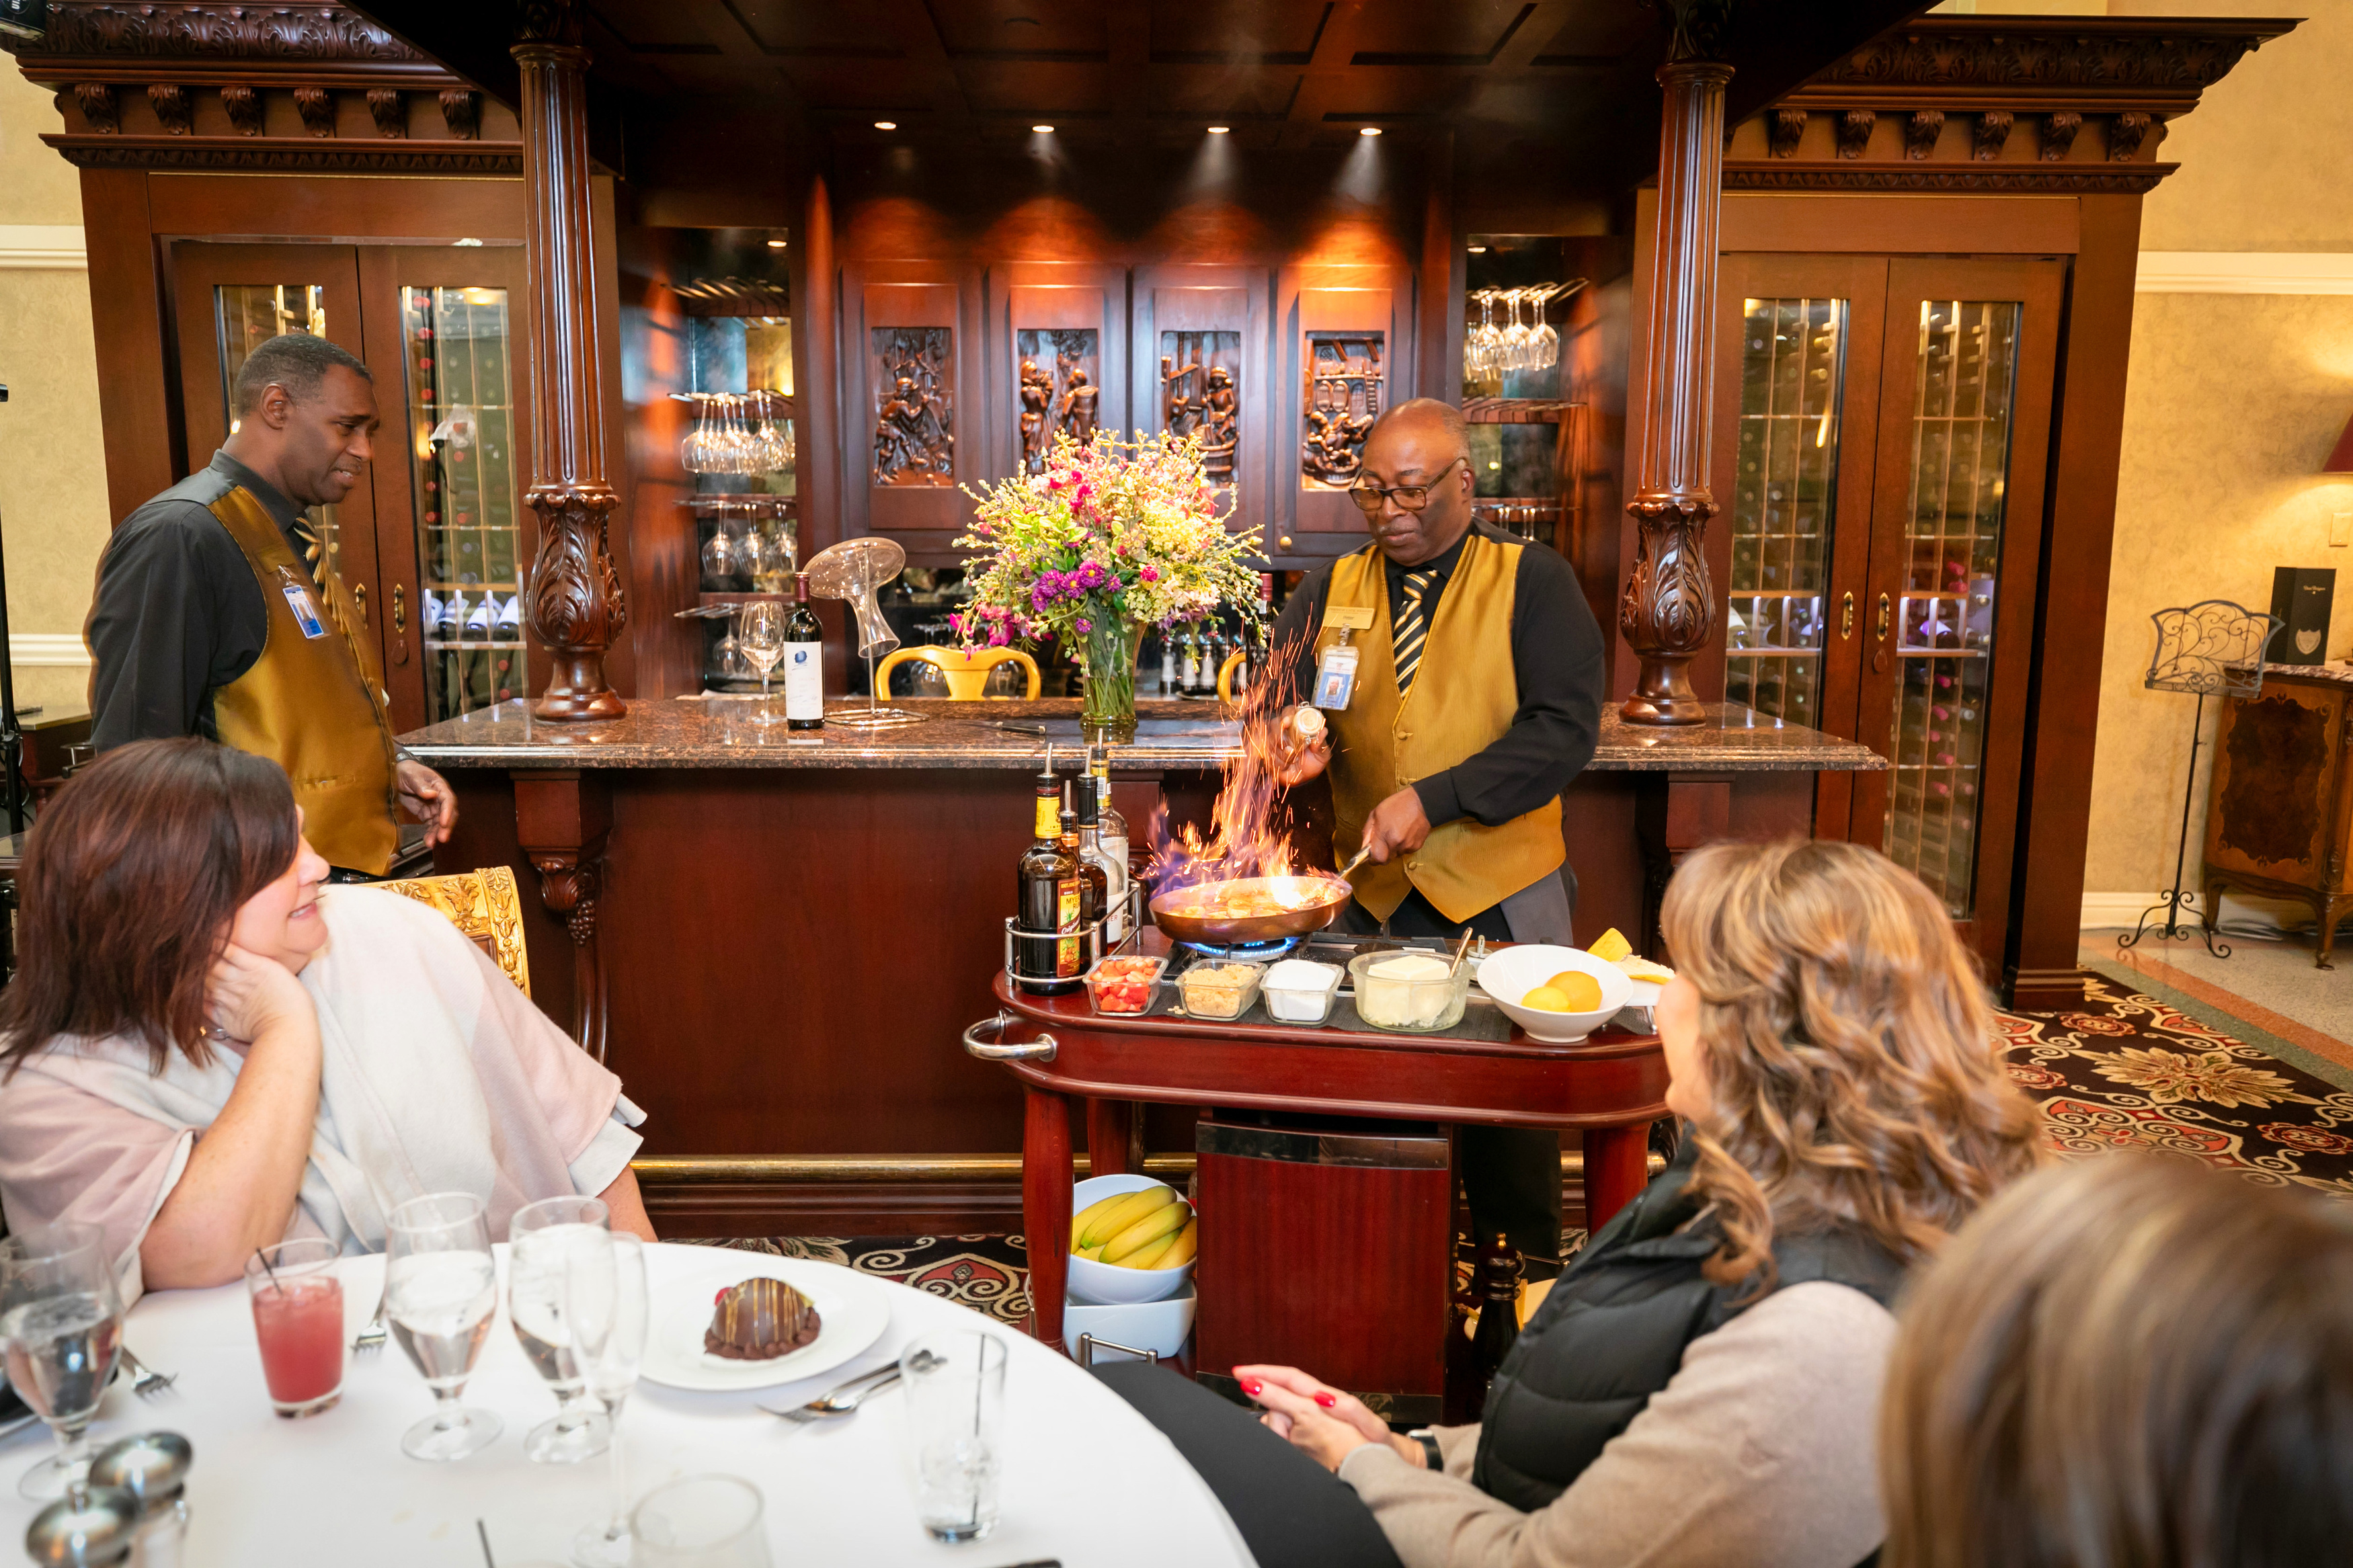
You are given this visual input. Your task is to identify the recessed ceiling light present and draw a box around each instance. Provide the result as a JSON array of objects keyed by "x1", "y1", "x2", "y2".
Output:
[
  {"x1": 1467, "y1": 245, "x2": 1486, "y2": 253},
  {"x1": 766, "y1": 239, "x2": 787, "y2": 249},
  {"x1": 1360, "y1": 126, "x2": 1382, "y2": 136},
  {"x1": 874, "y1": 120, "x2": 897, "y2": 130},
  {"x1": 1207, "y1": 126, "x2": 1230, "y2": 134},
  {"x1": 1033, "y1": 124, "x2": 1055, "y2": 134}
]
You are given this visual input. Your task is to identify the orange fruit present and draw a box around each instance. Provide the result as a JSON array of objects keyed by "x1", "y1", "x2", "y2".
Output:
[{"x1": 1543, "y1": 971, "x2": 1605, "y2": 1012}]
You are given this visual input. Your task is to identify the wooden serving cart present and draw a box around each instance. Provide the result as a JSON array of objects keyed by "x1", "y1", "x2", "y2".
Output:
[{"x1": 966, "y1": 931, "x2": 1667, "y2": 1403}]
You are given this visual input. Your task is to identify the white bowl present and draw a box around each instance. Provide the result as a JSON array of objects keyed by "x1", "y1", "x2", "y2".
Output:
[
  {"x1": 1477, "y1": 945, "x2": 1636, "y2": 1043},
  {"x1": 1066, "y1": 1173, "x2": 1196, "y2": 1305},
  {"x1": 1063, "y1": 1284, "x2": 1197, "y2": 1362}
]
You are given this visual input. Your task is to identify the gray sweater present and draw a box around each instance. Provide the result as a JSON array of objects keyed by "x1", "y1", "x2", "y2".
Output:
[{"x1": 1335, "y1": 1281, "x2": 1895, "y2": 1568}]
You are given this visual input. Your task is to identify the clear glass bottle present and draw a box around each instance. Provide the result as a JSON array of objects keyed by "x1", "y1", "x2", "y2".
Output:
[
  {"x1": 1064, "y1": 785, "x2": 1107, "y2": 963},
  {"x1": 1078, "y1": 759, "x2": 1127, "y2": 946},
  {"x1": 1157, "y1": 628, "x2": 1176, "y2": 696}
]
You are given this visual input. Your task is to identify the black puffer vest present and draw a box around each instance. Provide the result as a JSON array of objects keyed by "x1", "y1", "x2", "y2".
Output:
[{"x1": 1472, "y1": 1139, "x2": 1908, "y2": 1512}]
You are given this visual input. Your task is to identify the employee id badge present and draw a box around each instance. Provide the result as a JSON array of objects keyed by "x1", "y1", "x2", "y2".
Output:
[
  {"x1": 1314, "y1": 610, "x2": 1371, "y2": 710},
  {"x1": 277, "y1": 568, "x2": 328, "y2": 640}
]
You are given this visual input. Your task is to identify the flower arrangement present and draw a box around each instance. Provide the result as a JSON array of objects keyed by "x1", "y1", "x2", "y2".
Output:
[{"x1": 956, "y1": 429, "x2": 1265, "y2": 741}]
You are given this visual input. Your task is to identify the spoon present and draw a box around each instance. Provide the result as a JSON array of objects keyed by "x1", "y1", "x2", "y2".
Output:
[{"x1": 759, "y1": 1366, "x2": 903, "y2": 1423}]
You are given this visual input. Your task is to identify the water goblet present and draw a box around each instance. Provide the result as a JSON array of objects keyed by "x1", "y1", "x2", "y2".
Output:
[
  {"x1": 509, "y1": 1195, "x2": 612, "y2": 1465},
  {"x1": 0, "y1": 1221, "x2": 125, "y2": 1501},
  {"x1": 737, "y1": 600, "x2": 788, "y2": 724},
  {"x1": 569, "y1": 1234, "x2": 647, "y2": 1568},
  {"x1": 385, "y1": 1190, "x2": 502, "y2": 1462},
  {"x1": 631, "y1": 1475, "x2": 771, "y2": 1567}
]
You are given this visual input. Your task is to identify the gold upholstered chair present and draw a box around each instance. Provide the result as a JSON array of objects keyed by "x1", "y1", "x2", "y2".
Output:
[
  {"x1": 875, "y1": 644, "x2": 1042, "y2": 699},
  {"x1": 375, "y1": 866, "x2": 533, "y2": 997}
]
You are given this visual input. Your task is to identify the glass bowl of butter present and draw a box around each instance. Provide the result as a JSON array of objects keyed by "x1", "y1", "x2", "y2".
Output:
[{"x1": 1347, "y1": 950, "x2": 1470, "y2": 1032}]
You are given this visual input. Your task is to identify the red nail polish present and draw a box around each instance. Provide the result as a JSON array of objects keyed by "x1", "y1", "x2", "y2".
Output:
[
  {"x1": 1315, "y1": 1391, "x2": 1337, "y2": 1408},
  {"x1": 1242, "y1": 1379, "x2": 1263, "y2": 1397}
]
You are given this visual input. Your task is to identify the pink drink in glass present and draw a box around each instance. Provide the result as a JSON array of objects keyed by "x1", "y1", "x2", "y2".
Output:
[{"x1": 245, "y1": 1241, "x2": 346, "y2": 1417}]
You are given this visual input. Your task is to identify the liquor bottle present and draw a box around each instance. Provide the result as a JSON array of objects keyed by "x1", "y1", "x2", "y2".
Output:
[
  {"x1": 1178, "y1": 624, "x2": 1201, "y2": 697},
  {"x1": 783, "y1": 571, "x2": 825, "y2": 731},
  {"x1": 1230, "y1": 626, "x2": 1257, "y2": 698},
  {"x1": 1078, "y1": 757, "x2": 1127, "y2": 946},
  {"x1": 1158, "y1": 629, "x2": 1176, "y2": 696},
  {"x1": 1064, "y1": 784, "x2": 1107, "y2": 964},
  {"x1": 1192, "y1": 622, "x2": 1216, "y2": 698},
  {"x1": 1014, "y1": 747, "x2": 1084, "y2": 994},
  {"x1": 1203, "y1": 621, "x2": 1228, "y2": 697},
  {"x1": 1088, "y1": 743, "x2": 1129, "y2": 878}
]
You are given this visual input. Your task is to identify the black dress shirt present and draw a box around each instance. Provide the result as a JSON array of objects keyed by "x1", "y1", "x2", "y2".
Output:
[
  {"x1": 1268, "y1": 519, "x2": 1605, "y2": 833},
  {"x1": 87, "y1": 452, "x2": 319, "y2": 749}
]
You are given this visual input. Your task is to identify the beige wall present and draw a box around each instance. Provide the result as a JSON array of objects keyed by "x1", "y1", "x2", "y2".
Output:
[
  {"x1": 0, "y1": 68, "x2": 108, "y2": 716},
  {"x1": 2081, "y1": 0, "x2": 2353, "y2": 911}
]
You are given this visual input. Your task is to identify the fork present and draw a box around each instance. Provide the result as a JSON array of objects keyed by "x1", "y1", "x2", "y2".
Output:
[
  {"x1": 759, "y1": 1363, "x2": 903, "y2": 1423},
  {"x1": 117, "y1": 1346, "x2": 177, "y2": 1401},
  {"x1": 351, "y1": 1286, "x2": 389, "y2": 1358}
]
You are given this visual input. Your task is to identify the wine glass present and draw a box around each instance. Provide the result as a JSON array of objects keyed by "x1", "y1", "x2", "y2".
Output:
[
  {"x1": 569, "y1": 1233, "x2": 649, "y2": 1568},
  {"x1": 385, "y1": 1190, "x2": 502, "y2": 1463},
  {"x1": 737, "y1": 600, "x2": 788, "y2": 724},
  {"x1": 509, "y1": 1195, "x2": 612, "y2": 1465},
  {"x1": 0, "y1": 1222, "x2": 125, "y2": 1501}
]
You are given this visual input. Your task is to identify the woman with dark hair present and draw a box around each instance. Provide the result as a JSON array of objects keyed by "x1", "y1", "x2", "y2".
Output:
[
  {"x1": 1100, "y1": 837, "x2": 2045, "y2": 1568},
  {"x1": 1880, "y1": 1155, "x2": 2353, "y2": 1568},
  {"x1": 0, "y1": 739, "x2": 652, "y2": 1301}
]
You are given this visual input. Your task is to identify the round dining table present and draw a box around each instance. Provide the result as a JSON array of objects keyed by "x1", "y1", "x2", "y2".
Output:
[{"x1": 0, "y1": 1242, "x2": 1256, "y2": 1567}]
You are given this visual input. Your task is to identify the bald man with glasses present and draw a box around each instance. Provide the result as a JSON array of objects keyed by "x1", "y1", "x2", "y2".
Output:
[{"x1": 1269, "y1": 397, "x2": 1606, "y2": 1270}]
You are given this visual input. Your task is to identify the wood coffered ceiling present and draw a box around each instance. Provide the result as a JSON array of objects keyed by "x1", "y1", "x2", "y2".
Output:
[{"x1": 341, "y1": 0, "x2": 1936, "y2": 194}]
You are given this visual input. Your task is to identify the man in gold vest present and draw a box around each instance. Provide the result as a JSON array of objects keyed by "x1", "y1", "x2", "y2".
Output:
[
  {"x1": 87, "y1": 331, "x2": 455, "y2": 877},
  {"x1": 1271, "y1": 397, "x2": 1605, "y2": 1268}
]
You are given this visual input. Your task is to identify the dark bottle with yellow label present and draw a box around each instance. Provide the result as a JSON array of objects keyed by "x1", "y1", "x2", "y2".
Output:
[{"x1": 1014, "y1": 750, "x2": 1084, "y2": 993}]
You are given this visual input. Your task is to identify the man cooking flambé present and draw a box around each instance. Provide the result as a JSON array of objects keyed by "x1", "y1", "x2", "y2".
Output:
[{"x1": 1271, "y1": 397, "x2": 1606, "y2": 1273}]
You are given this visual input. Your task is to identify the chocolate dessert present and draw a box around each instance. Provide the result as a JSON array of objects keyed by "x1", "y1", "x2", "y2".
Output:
[{"x1": 705, "y1": 1277, "x2": 822, "y2": 1360}]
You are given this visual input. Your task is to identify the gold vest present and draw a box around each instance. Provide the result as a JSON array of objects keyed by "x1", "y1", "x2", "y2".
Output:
[
  {"x1": 208, "y1": 487, "x2": 402, "y2": 875},
  {"x1": 1317, "y1": 531, "x2": 1564, "y2": 923}
]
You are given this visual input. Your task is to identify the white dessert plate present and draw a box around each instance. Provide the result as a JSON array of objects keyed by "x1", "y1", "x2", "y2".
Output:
[{"x1": 640, "y1": 1254, "x2": 893, "y2": 1393}]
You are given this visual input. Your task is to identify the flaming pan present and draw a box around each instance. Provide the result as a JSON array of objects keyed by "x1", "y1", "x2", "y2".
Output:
[{"x1": 1149, "y1": 875, "x2": 1355, "y2": 946}]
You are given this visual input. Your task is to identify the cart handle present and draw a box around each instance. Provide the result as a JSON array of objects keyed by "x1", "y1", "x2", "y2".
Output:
[{"x1": 962, "y1": 1012, "x2": 1058, "y2": 1063}]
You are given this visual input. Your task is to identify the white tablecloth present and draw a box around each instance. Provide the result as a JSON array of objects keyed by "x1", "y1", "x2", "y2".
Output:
[{"x1": 0, "y1": 1243, "x2": 1254, "y2": 1567}]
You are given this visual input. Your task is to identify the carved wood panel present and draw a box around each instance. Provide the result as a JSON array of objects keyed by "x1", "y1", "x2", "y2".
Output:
[
  {"x1": 1282, "y1": 270, "x2": 1412, "y2": 547},
  {"x1": 870, "y1": 327, "x2": 955, "y2": 487},
  {"x1": 1133, "y1": 267, "x2": 1271, "y2": 554},
  {"x1": 840, "y1": 268, "x2": 977, "y2": 548},
  {"x1": 2206, "y1": 684, "x2": 2340, "y2": 880},
  {"x1": 990, "y1": 267, "x2": 1123, "y2": 489}
]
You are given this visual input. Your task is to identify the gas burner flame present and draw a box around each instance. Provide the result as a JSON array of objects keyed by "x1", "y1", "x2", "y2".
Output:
[{"x1": 1146, "y1": 624, "x2": 1344, "y2": 903}]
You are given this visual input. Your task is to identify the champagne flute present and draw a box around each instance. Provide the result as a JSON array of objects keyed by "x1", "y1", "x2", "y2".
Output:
[
  {"x1": 737, "y1": 600, "x2": 788, "y2": 725},
  {"x1": 570, "y1": 1234, "x2": 649, "y2": 1568},
  {"x1": 510, "y1": 1196, "x2": 612, "y2": 1465},
  {"x1": 385, "y1": 1190, "x2": 502, "y2": 1463},
  {"x1": 0, "y1": 1221, "x2": 124, "y2": 1501}
]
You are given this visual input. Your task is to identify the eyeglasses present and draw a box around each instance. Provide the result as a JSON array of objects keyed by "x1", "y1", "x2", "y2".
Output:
[{"x1": 1347, "y1": 457, "x2": 1467, "y2": 515}]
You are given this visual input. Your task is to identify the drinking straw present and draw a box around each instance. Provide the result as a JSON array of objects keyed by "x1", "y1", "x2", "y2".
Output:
[
  {"x1": 476, "y1": 1518, "x2": 496, "y2": 1567},
  {"x1": 252, "y1": 1246, "x2": 283, "y2": 1296}
]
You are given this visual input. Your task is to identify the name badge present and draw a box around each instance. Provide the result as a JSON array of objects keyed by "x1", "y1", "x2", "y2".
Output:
[
  {"x1": 280, "y1": 575, "x2": 328, "y2": 640},
  {"x1": 1314, "y1": 635, "x2": 1360, "y2": 711},
  {"x1": 1322, "y1": 604, "x2": 1375, "y2": 632}
]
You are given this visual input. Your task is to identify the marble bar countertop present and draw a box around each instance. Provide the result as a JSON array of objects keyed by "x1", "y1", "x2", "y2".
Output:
[{"x1": 399, "y1": 696, "x2": 1888, "y2": 774}]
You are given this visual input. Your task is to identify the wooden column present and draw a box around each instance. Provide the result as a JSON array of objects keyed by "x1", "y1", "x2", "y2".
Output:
[
  {"x1": 1620, "y1": 15, "x2": 1733, "y2": 727},
  {"x1": 514, "y1": 2, "x2": 627, "y2": 720}
]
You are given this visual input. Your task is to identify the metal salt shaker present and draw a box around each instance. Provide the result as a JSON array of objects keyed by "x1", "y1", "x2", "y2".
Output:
[
  {"x1": 22, "y1": 1483, "x2": 138, "y2": 1567},
  {"x1": 85, "y1": 1434, "x2": 192, "y2": 1568}
]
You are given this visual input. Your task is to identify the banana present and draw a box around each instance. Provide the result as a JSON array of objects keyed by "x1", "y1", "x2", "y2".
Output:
[
  {"x1": 1156, "y1": 1217, "x2": 1199, "y2": 1269},
  {"x1": 1117, "y1": 1231, "x2": 1181, "y2": 1270},
  {"x1": 1078, "y1": 1241, "x2": 1109, "y2": 1261},
  {"x1": 1103, "y1": 1198, "x2": 1190, "y2": 1264},
  {"x1": 1072, "y1": 1192, "x2": 1138, "y2": 1247},
  {"x1": 1076, "y1": 1186, "x2": 1174, "y2": 1251}
]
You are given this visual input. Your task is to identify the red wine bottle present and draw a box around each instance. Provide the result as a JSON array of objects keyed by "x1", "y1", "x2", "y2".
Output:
[{"x1": 784, "y1": 572, "x2": 825, "y2": 731}]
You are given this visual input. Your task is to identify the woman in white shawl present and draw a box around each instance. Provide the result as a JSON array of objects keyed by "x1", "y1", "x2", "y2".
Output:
[{"x1": 0, "y1": 739, "x2": 654, "y2": 1302}]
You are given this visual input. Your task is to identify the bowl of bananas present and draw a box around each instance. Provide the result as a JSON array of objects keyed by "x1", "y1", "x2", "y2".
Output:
[{"x1": 1066, "y1": 1175, "x2": 1199, "y2": 1306}]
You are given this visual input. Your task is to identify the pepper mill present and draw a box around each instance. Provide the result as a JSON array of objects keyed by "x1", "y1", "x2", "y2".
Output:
[
  {"x1": 87, "y1": 1434, "x2": 192, "y2": 1568},
  {"x1": 22, "y1": 1482, "x2": 138, "y2": 1567}
]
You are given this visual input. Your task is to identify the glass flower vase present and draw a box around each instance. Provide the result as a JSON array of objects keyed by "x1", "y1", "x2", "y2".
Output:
[{"x1": 1079, "y1": 619, "x2": 1139, "y2": 745}]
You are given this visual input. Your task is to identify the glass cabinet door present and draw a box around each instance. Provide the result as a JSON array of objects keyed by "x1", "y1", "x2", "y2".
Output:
[
  {"x1": 400, "y1": 284, "x2": 524, "y2": 722},
  {"x1": 1724, "y1": 296, "x2": 1849, "y2": 728},
  {"x1": 1851, "y1": 259, "x2": 2064, "y2": 964}
]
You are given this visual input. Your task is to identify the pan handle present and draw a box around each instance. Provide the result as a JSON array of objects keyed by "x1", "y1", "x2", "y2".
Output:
[{"x1": 963, "y1": 1012, "x2": 1058, "y2": 1062}]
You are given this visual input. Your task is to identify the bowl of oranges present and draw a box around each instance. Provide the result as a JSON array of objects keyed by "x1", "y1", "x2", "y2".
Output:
[{"x1": 1476, "y1": 944, "x2": 1636, "y2": 1044}]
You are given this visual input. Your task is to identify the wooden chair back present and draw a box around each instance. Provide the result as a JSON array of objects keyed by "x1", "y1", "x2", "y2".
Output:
[
  {"x1": 376, "y1": 866, "x2": 533, "y2": 997},
  {"x1": 875, "y1": 645, "x2": 1042, "y2": 700}
]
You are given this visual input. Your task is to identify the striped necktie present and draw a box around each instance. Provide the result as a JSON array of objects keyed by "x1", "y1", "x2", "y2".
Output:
[{"x1": 1393, "y1": 569, "x2": 1437, "y2": 693}]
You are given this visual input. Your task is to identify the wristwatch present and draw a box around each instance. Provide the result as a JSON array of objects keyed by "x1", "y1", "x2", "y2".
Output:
[{"x1": 1406, "y1": 1428, "x2": 1443, "y2": 1471}]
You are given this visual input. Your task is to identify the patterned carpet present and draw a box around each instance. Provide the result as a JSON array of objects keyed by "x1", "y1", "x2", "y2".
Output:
[{"x1": 674, "y1": 971, "x2": 2353, "y2": 1319}]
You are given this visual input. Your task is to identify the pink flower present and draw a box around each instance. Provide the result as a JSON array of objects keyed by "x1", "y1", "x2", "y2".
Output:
[
  {"x1": 1075, "y1": 618, "x2": 1093, "y2": 633},
  {"x1": 1139, "y1": 566, "x2": 1160, "y2": 583}
]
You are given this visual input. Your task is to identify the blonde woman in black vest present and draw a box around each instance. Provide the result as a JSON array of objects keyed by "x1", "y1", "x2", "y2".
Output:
[
  {"x1": 86, "y1": 331, "x2": 454, "y2": 879},
  {"x1": 1269, "y1": 397, "x2": 1607, "y2": 1269},
  {"x1": 1099, "y1": 839, "x2": 2044, "y2": 1568}
]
